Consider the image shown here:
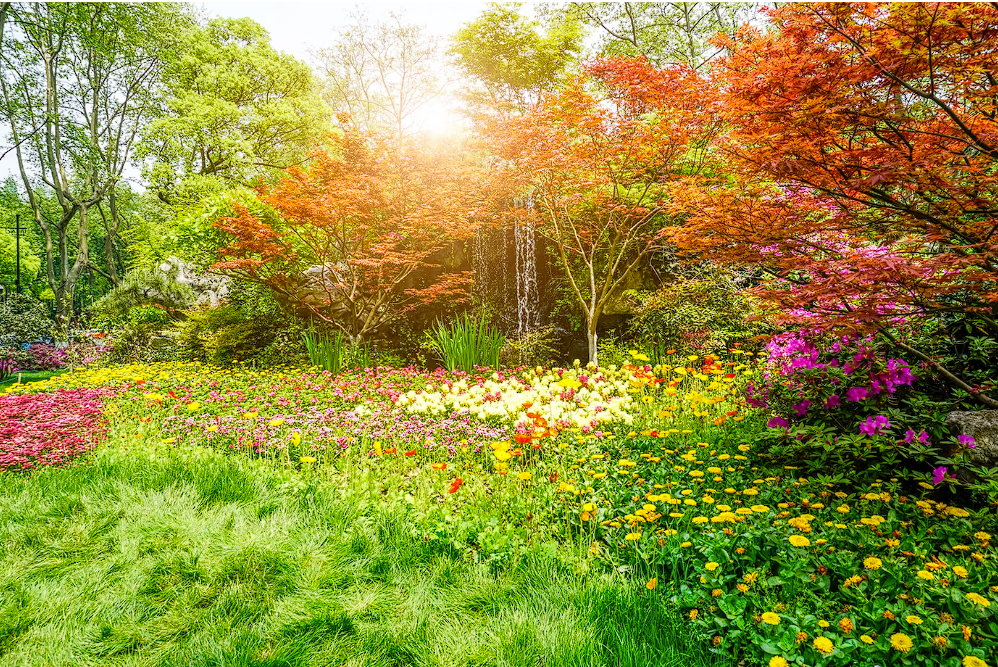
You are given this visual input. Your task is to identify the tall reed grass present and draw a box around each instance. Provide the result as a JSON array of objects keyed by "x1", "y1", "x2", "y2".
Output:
[{"x1": 430, "y1": 313, "x2": 505, "y2": 373}]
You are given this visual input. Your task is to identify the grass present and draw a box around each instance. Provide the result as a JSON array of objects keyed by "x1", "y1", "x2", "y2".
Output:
[
  {"x1": 0, "y1": 369, "x2": 66, "y2": 389},
  {"x1": 0, "y1": 444, "x2": 728, "y2": 667}
]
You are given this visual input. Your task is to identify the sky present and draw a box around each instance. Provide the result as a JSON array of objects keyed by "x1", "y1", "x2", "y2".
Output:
[{"x1": 199, "y1": 1, "x2": 506, "y2": 62}]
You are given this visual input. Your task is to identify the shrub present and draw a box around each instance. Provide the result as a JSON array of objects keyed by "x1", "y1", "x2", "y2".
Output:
[
  {"x1": 627, "y1": 268, "x2": 769, "y2": 356},
  {"x1": 499, "y1": 325, "x2": 559, "y2": 368},
  {"x1": 0, "y1": 293, "x2": 52, "y2": 344},
  {"x1": 22, "y1": 344, "x2": 66, "y2": 370},
  {"x1": 429, "y1": 313, "x2": 504, "y2": 372}
]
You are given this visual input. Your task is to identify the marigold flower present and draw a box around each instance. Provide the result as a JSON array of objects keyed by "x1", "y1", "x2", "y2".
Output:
[
  {"x1": 705, "y1": 562, "x2": 719, "y2": 571},
  {"x1": 768, "y1": 658, "x2": 788, "y2": 667},
  {"x1": 624, "y1": 532, "x2": 642, "y2": 541},
  {"x1": 788, "y1": 535, "x2": 810, "y2": 547},
  {"x1": 761, "y1": 612, "x2": 780, "y2": 625},
  {"x1": 839, "y1": 617, "x2": 854, "y2": 634},
  {"x1": 916, "y1": 570, "x2": 934, "y2": 580},
  {"x1": 813, "y1": 636, "x2": 834, "y2": 655},
  {"x1": 863, "y1": 556, "x2": 882, "y2": 570},
  {"x1": 953, "y1": 565, "x2": 968, "y2": 579},
  {"x1": 646, "y1": 578, "x2": 657, "y2": 590},
  {"x1": 965, "y1": 592, "x2": 991, "y2": 607},
  {"x1": 860, "y1": 634, "x2": 874, "y2": 644},
  {"x1": 906, "y1": 615, "x2": 922, "y2": 625},
  {"x1": 890, "y1": 632, "x2": 913, "y2": 653}
]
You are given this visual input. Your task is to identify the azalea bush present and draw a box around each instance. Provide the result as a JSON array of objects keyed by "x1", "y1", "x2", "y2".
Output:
[{"x1": 0, "y1": 388, "x2": 110, "y2": 471}]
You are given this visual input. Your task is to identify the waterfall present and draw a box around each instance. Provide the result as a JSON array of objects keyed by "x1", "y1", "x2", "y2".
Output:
[{"x1": 514, "y1": 218, "x2": 539, "y2": 335}]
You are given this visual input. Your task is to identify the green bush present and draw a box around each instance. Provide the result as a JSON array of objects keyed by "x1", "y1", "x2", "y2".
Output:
[
  {"x1": 429, "y1": 313, "x2": 505, "y2": 373},
  {"x1": 499, "y1": 325, "x2": 559, "y2": 368},
  {"x1": 177, "y1": 305, "x2": 289, "y2": 365},
  {"x1": 0, "y1": 293, "x2": 51, "y2": 344},
  {"x1": 627, "y1": 268, "x2": 769, "y2": 356}
]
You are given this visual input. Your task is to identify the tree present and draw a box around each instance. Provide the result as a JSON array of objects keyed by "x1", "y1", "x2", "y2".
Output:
[
  {"x1": 450, "y1": 3, "x2": 583, "y2": 112},
  {"x1": 140, "y1": 17, "x2": 330, "y2": 206},
  {"x1": 667, "y1": 3, "x2": 998, "y2": 407},
  {"x1": 212, "y1": 126, "x2": 480, "y2": 344},
  {"x1": 0, "y1": 3, "x2": 185, "y2": 340},
  {"x1": 562, "y1": 2, "x2": 756, "y2": 70},
  {"x1": 485, "y1": 59, "x2": 720, "y2": 363},
  {"x1": 314, "y1": 12, "x2": 444, "y2": 135}
]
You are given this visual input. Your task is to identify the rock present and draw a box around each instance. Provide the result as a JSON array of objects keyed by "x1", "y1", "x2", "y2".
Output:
[
  {"x1": 158, "y1": 256, "x2": 230, "y2": 308},
  {"x1": 946, "y1": 410, "x2": 998, "y2": 467}
]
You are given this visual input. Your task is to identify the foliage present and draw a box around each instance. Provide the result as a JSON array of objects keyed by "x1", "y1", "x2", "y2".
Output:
[
  {"x1": 562, "y1": 2, "x2": 756, "y2": 69},
  {"x1": 628, "y1": 268, "x2": 769, "y2": 356},
  {"x1": 485, "y1": 58, "x2": 721, "y2": 363},
  {"x1": 302, "y1": 328, "x2": 346, "y2": 375},
  {"x1": 0, "y1": 3, "x2": 189, "y2": 339},
  {"x1": 0, "y1": 346, "x2": 18, "y2": 382},
  {"x1": 500, "y1": 325, "x2": 560, "y2": 368},
  {"x1": 140, "y1": 17, "x2": 330, "y2": 205},
  {"x1": 0, "y1": 292, "x2": 51, "y2": 344},
  {"x1": 315, "y1": 12, "x2": 444, "y2": 135},
  {"x1": 175, "y1": 304, "x2": 284, "y2": 366},
  {"x1": 212, "y1": 126, "x2": 479, "y2": 344},
  {"x1": 90, "y1": 268, "x2": 194, "y2": 329},
  {"x1": 668, "y1": 3, "x2": 998, "y2": 407},
  {"x1": 20, "y1": 344, "x2": 65, "y2": 371},
  {"x1": 451, "y1": 4, "x2": 583, "y2": 111},
  {"x1": 430, "y1": 312, "x2": 505, "y2": 373}
]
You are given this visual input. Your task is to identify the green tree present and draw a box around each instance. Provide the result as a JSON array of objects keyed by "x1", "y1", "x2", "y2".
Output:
[
  {"x1": 450, "y1": 3, "x2": 583, "y2": 112},
  {"x1": 140, "y1": 17, "x2": 330, "y2": 207},
  {"x1": 563, "y1": 2, "x2": 756, "y2": 70},
  {"x1": 0, "y1": 3, "x2": 187, "y2": 340}
]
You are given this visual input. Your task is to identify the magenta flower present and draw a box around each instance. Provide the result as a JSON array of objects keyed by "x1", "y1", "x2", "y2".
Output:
[
  {"x1": 931, "y1": 466, "x2": 949, "y2": 485},
  {"x1": 767, "y1": 416, "x2": 789, "y2": 430},
  {"x1": 903, "y1": 429, "x2": 929, "y2": 445},
  {"x1": 859, "y1": 415, "x2": 891, "y2": 436},
  {"x1": 957, "y1": 434, "x2": 976, "y2": 449},
  {"x1": 792, "y1": 399, "x2": 811, "y2": 417},
  {"x1": 823, "y1": 394, "x2": 841, "y2": 409},
  {"x1": 845, "y1": 386, "x2": 868, "y2": 402}
]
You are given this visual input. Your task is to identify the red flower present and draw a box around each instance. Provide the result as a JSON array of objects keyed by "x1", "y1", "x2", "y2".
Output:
[
  {"x1": 448, "y1": 477, "x2": 463, "y2": 493},
  {"x1": 404, "y1": 450, "x2": 416, "y2": 457},
  {"x1": 513, "y1": 433, "x2": 532, "y2": 444},
  {"x1": 384, "y1": 447, "x2": 397, "y2": 454}
]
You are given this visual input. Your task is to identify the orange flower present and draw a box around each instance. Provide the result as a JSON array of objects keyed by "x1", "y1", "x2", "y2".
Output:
[{"x1": 431, "y1": 462, "x2": 447, "y2": 470}]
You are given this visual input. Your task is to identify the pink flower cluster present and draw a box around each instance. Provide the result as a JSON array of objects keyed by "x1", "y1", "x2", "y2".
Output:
[{"x1": 0, "y1": 388, "x2": 111, "y2": 471}]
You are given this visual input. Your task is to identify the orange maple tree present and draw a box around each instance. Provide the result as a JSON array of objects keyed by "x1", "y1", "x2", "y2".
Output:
[
  {"x1": 213, "y1": 126, "x2": 479, "y2": 343},
  {"x1": 485, "y1": 58, "x2": 721, "y2": 363},
  {"x1": 667, "y1": 3, "x2": 998, "y2": 406}
]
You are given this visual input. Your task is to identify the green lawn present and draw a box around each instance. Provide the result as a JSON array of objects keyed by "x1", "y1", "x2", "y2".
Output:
[
  {"x1": 0, "y1": 445, "x2": 726, "y2": 667},
  {"x1": 0, "y1": 369, "x2": 67, "y2": 389}
]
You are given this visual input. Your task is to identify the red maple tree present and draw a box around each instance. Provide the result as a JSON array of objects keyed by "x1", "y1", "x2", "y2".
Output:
[
  {"x1": 484, "y1": 59, "x2": 721, "y2": 363},
  {"x1": 213, "y1": 126, "x2": 479, "y2": 343},
  {"x1": 667, "y1": 3, "x2": 998, "y2": 406}
]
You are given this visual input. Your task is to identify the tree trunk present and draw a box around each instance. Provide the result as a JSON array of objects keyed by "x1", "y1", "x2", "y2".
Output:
[{"x1": 586, "y1": 325, "x2": 598, "y2": 366}]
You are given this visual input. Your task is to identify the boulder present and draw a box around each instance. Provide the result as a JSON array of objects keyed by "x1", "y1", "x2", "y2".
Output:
[{"x1": 945, "y1": 410, "x2": 998, "y2": 467}]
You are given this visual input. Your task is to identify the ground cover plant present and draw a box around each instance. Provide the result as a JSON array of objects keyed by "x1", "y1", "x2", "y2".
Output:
[{"x1": 4, "y1": 350, "x2": 996, "y2": 666}]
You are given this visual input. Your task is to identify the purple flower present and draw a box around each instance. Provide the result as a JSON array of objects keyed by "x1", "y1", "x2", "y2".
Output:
[
  {"x1": 931, "y1": 466, "x2": 949, "y2": 485},
  {"x1": 792, "y1": 399, "x2": 811, "y2": 417},
  {"x1": 845, "y1": 386, "x2": 868, "y2": 402},
  {"x1": 767, "y1": 416, "x2": 789, "y2": 430},
  {"x1": 957, "y1": 434, "x2": 977, "y2": 449},
  {"x1": 824, "y1": 394, "x2": 841, "y2": 410},
  {"x1": 903, "y1": 429, "x2": 929, "y2": 445},
  {"x1": 859, "y1": 415, "x2": 891, "y2": 436}
]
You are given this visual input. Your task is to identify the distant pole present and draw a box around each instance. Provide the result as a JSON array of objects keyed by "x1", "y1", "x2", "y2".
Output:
[
  {"x1": 14, "y1": 214, "x2": 19, "y2": 294},
  {"x1": 2, "y1": 214, "x2": 22, "y2": 294}
]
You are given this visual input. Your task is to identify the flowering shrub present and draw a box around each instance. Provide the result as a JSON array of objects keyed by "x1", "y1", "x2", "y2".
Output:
[
  {"x1": 22, "y1": 344, "x2": 67, "y2": 370},
  {"x1": 0, "y1": 388, "x2": 110, "y2": 471}
]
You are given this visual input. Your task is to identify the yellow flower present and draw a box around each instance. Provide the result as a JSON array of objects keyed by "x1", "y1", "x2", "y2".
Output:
[
  {"x1": 962, "y1": 657, "x2": 988, "y2": 667},
  {"x1": 517, "y1": 471, "x2": 532, "y2": 481},
  {"x1": 761, "y1": 612, "x2": 780, "y2": 625},
  {"x1": 906, "y1": 615, "x2": 922, "y2": 625},
  {"x1": 689, "y1": 609, "x2": 699, "y2": 620},
  {"x1": 705, "y1": 562, "x2": 719, "y2": 571},
  {"x1": 916, "y1": 570, "x2": 934, "y2": 580},
  {"x1": 813, "y1": 636, "x2": 834, "y2": 655},
  {"x1": 818, "y1": 620, "x2": 830, "y2": 628},
  {"x1": 860, "y1": 634, "x2": 874, "y2": 645},
  {"x1": 161, "y1": 437, "x2": 176, "y2": 444},
  {"x1": 680, "y1": 541, "x2": 692, "y2": 548},
  {"x1": 769, "y1": 658, "x2": 788, "y2": 667},
  {"x1": 863, "y1": 556, "x2": 882, "y2": 570},
  {"x1": 582, "y1": 503, "x2": 596, "y2": 512},
  {"x1": 299, "y1": 456, "x2": 316, "y2": 464},
  {"x1": 186, "y1": 402, "x2": 201, "y2": 412},
  {"x1": 625, "y1": 532, "x2": 642, "y2": 541},
  {"x1": 268, "y1": 418, "x2": 284, "y2": 427},
  {"x1": 646, "y1": 578, "x2": 657, "y2": 590},
  {"x1": 291, "y1": 432, "x2": 302, "y2": 446},
  {"x1": 788, "y1": 535, "x2": 811, "y2": 547},
  {"x1": 965, "y1": 592, "x2": 991, "y2": 607},
  {"x1": 890, "y1": 632, "x2": 913, "y2": 653},
  {"x1": 242, "y1": 411, "x2": 258, "y2": 419},
  {"x1": 953, "y1": 565, "x2": 969, "y2": 579}
]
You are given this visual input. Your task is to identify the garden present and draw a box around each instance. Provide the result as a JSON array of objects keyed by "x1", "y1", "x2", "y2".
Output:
[{"x1": 1, "y1": 3, "x2": 997, "y2": 667}]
